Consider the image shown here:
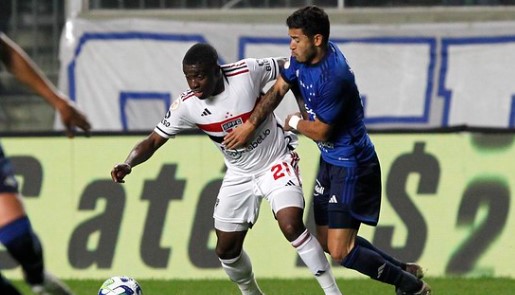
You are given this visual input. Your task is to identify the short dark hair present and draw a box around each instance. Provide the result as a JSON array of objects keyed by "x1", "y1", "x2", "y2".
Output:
[
  {"x1": 182, "y1": 43, "x2": 218, "y2": 67},
  {"x1": 286, "y1": 5, "x2": 330, "y2": 45}
]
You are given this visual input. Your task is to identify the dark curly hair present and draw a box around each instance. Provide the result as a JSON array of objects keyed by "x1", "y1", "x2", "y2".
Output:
[
  {"x1": 286, "y1": 5, "x2": 330, "y2": 45},
  {"x1": 182, "y1": 43, "x2": 218, "y2": 67}
]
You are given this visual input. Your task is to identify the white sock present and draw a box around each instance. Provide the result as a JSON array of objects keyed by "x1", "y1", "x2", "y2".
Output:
[
  {"x1": 292, "y1": 229, "x2": 342, "y2": 295},
  {"x1": 220, "y1": 250, "x2": 264, "y2": 295}
]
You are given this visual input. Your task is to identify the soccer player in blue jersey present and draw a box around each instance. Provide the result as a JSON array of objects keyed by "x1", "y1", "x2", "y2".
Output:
[
  {"x1": 224, "y1": 5, "x2": 431, "y2": 295},
  {"x1": 0, "y1": 32, "x2": 90, "y2": 295}
]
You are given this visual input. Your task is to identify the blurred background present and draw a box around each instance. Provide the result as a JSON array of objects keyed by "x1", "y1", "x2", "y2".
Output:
[{"x1": 2, "y1": 0, "x2": 515, "y2": 132}]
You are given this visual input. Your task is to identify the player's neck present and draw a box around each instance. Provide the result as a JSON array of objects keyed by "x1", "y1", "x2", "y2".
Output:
[
  {"x1": 309, "y1": 46, "x2": 327, "y2": 65},
  {"x1": 212, "y1": 76, "x2": 225, "y2": 96}
]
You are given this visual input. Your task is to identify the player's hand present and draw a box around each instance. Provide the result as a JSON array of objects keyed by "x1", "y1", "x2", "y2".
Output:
[
  {"x1": 56, "y1": 98, "x2": 92, "y2": 138},
  {"x1": 111, "y1": 163, "x2": 132, "y2": 183},
  {"x1": 285, "y1": 112, "x2": 302, "y2": 131},
  {"x1": 223, "y1": 121, "x2": 256, "y2": 150}
]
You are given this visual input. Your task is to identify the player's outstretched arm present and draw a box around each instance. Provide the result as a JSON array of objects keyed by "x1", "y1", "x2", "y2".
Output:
[
  {"x1": 0, "y1": 32, "x2": 91, "y2": 137},
  {"x1": 223, "y1": 76, "x2": 291, "y2": 149},
  {"x1": 111, "y1": 132, "x2": 168, "y2": 183}
]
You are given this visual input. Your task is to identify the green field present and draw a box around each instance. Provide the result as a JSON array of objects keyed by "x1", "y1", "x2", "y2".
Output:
[{"x1": 12, "y1": 277, "x2": 515, "y2": 294}]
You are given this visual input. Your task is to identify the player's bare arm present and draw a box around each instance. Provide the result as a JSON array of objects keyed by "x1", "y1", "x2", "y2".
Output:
[
  {"x1": 223, "y1": 76, "x2": 291, "y2": 149},
  {"x1": 287, "y1": 115, "x2": 333, "y2": 142},
  {"x1": 1, "y1": 33, "x2": 91, "y2": 137},
  {"x1": 111, "y1": 132, "x2": 168, "y2": 183},
  {"x1": 290, "y1": 83, "x2": 308, "y2": 119}
]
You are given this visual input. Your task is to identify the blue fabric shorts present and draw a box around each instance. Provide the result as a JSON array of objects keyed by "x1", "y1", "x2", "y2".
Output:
[
  {"x1": 313, "y1": 153, "x2": 381, "y2": 228},
  {"x1": 0, "y1": 144, "x2": 19, "y2": 194}
]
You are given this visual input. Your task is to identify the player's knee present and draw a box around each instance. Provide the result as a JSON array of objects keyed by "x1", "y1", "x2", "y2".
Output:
[
  {"x1": 328, "y1": 245, "x2": 353, "y2": 263},
  {"x1": 280, "y1": 222, "x2": 305, "y2": 242},
  {"x1": 215, "y1": 243, "x2": 242, "y2": 260}
]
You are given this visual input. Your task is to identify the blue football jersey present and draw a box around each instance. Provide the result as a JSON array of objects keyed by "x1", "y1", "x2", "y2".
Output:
[{"x1": 281, "y1": 42, "x2": 375, "y2": 167}]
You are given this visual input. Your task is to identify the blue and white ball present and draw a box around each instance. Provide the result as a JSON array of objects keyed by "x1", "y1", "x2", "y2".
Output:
[{"x1": 98, "y1": 276, "x2": 143, "y2": 295}]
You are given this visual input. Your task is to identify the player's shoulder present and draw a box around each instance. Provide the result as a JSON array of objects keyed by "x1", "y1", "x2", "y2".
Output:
[
  {"x1": 179, "y1": 90, "x2": 196, "y2": 102},
  {"x1": 221, "y1": 59, "x2": 251, "y2": 77},
  {"x1": 169, "y1": 90, "x2": 196, "y2": 112}
]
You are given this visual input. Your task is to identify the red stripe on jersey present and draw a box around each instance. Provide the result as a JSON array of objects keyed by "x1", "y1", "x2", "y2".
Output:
[
  {"x1": 221, "y1": 61, "x2": 246, "y2": 69},
  {"x1": 181, "y1": 92, "x2": 196, "y2": 101},
  {"x1": 197, "y1": 110, "x2": 253, "y2": 132},
  {"x1": 224, "y1": 69, "x2": 249, "y2": 77}
]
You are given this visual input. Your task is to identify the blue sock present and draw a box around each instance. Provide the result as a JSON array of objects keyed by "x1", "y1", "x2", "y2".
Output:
[
  {"x1": 0, "y1": 216, "x2": 44, "y2": 285},
  {"x1": 356, "y1": 236, "x2": 406, "y2": 269},
  {"x1": 0, "y1": 272, "x2": 21, "y2": 295},
  {"x1": 341, "y1": 244, "x2": 421, "y2": 292}
]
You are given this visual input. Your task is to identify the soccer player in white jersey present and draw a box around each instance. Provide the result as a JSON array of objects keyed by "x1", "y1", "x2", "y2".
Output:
[{"x1": 111, "y1": 43, "x2": 342, "y2": 295}]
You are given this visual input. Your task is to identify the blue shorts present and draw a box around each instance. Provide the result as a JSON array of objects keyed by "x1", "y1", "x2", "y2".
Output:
[
  {"x1": 0, "y1": 144, "x2": 19, "y2": 194},
  {"x1": 313, "y1": 153, "x2": 381, "y2": 229}
]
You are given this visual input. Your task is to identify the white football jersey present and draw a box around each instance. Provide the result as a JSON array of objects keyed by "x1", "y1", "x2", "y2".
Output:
[{"x1": 155, "y1": 57, "x2": 296, "y2": 174}]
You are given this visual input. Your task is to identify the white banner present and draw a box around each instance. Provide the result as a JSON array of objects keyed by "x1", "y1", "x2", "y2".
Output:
[{"x1": 58, "y1": 18, "x2": 515, "y2": 131}]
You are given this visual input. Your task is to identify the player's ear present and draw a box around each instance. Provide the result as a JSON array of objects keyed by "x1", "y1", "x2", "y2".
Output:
[{"x1": 313, "y1": 34, "x2": 324, "y2": 47}]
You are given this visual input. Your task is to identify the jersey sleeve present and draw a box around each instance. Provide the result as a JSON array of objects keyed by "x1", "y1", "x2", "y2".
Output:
[
  {"x1": 154, "y1": 96, "x2": 196, "y2": 138},
  {"x1": 280, "y1": 56, "x2": 299, "y2": 85},
  {"x1": 246, "y1": 57, "x2": 282, "y2": 89}
]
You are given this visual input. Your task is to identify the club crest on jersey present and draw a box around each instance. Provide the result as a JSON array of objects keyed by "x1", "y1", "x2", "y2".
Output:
[
  {"x1": 170, "y1": 98, "x2": 180, "y2": 111},
  {"x1": 222, "y1": 117, "x2": 243, "y2": 132}
]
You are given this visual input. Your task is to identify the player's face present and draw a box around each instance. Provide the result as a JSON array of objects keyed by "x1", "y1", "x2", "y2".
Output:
[
  {"x1": 183, "y1": 63, "x2": 222, "y2": 99},
  {"x1": 288, "y1": 28, "x2": 317, "y2": 64}
]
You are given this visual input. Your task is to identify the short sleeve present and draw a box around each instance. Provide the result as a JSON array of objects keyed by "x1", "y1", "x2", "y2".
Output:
[
  {"x1": 154, "y1": 96, "x2": 196, "y2": 138},
  {"x1": 246, "y1": 57, "x2": 282, "y2": 89},
  {"x1": 280, "y1": 56, "x2": 298, "y2": 85}
]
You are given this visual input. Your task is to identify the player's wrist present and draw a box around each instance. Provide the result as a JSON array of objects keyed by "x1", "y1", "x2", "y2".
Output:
[{"x1": 289, "y1": 115, "x2": 302, "y2": 130}]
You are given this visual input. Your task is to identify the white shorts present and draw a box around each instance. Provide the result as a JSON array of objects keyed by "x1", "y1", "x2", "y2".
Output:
[{"x1": 214, "y1": 151, "x2": 304, "y2": 232}]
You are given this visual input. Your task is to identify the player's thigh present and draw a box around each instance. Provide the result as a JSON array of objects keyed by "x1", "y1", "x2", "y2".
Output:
[
  {"x1": 268, "y1": 186, "x2": 305, "y2": 216},
  {"x1": 260, "y1": 152, "x2": 305, "y2": 214},
  {"x1": 326, "y1": 161, "x2": 381, "y2": 227},
  {"x1": 313, "y1": 159, "x2": 331, "y2": 226},
  {"x1": 0, "y1": 192, "x2": 25, "y2": 227},
  {"x1": 0, "y1": 149, "x2": 24, "y2": 227},
  {"x1": 214, "y1": 174, "x2": 259, "y2": 226},
  {"x1": 316, "y1": 225, "x2": 329, "y2": 252}
]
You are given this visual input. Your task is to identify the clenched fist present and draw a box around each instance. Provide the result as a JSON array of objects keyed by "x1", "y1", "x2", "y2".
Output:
[{"x1": 111, "y1": 163, "x2": 132, "y2": 183}]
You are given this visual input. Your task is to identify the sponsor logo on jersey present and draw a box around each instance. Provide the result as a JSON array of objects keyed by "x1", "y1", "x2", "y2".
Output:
[
  {"x1": 315, "y1": 270, "x2": 326, "y2": 277},
  {"x1": 220, "y1": 128, "x2": 271, "y2": 159},
  {"x1": 329, "y1": 195, "x2": 338, "y2": 203},
  {"x1": 318, "y1": 141, "x2": 334, "y2": 150},
  {"x1": 256, "y1": 58, "x2": 272, "y2": 71},
  {"x1": 377, "y1": 263, "x2": 386, "y2": 278},
  {"x1": 222, "y1": 118, "x2": 243, "y2": 132},
  {"x1": 160, "y1": 119, "x2": 171, "y2": 127},
  {"x1": 2, "y1": 176, "x2": 18, "y2": 189},
  {"x1": 244, "y1": 128, "x2": 270, "y2": 151},
  {"x1": 313, "y1": 180, "x2": 324, "y2": 196},
  {"x1": 170, "y1": 99, "x2": 180, "y2": 111},
  {"x1": 201, "y1": 108, "x2": 212, "y2": 116},
  {"x1": 285, "y1": 180, "x2": 296, "y2": 187}
]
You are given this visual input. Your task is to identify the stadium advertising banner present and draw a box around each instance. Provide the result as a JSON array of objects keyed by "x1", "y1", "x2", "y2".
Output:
[
  {"x1": 1, "y1": 133, "x2": 514, "y2": 280},
  {"x1": 58, "y1": 18, "x2": 515, "y2": 131}
]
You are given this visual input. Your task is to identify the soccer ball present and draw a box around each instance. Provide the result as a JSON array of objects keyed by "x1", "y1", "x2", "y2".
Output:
[{"x1": 98, "y1": 276, "x2": 143, "y2": 295}]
